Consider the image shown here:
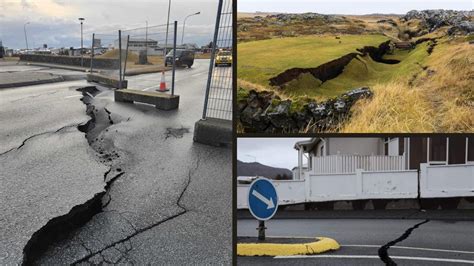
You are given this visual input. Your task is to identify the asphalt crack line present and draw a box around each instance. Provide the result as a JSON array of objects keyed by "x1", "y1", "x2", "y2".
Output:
[
  {"x1": 0, "y1": 123, "x2": 83, "y2": 156},
  {"x1": 104, "y1": 107, "x2": 114, "y2": 124},
  {"x1": 70, "y1": 210, "x2": 187, "y2": 265},
  {"x1": 378, "y1": 219, "x2": 430, "y2": 265},
  {"x1": 70, "y1": 156, "x2": 202, "y2": 265}
]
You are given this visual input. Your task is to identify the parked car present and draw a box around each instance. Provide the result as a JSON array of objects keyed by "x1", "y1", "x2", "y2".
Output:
[
  {"x1": 215, "y1": 50, "x2": 232, "y2": 67},
  {"x1": 165, "y1": 49, "x2": 195, "y2": 68}
]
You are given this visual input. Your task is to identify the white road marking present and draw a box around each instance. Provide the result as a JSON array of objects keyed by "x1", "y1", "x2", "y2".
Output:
[
  {"x1": 142, "y1": 85, "x2": 160, "y2": 91},
  {"x1": 64, "y1": 95, "x2": 83, "y2": 99},
  {"x1": 274, "y1": 255, "x2": 474, "y2": 264},
  {"x1": 191, "y1": 71, "x2": 207, "y2": 77},
  {"x1": 342, "y1": 245, "x2": 474, "y2": 255},
  {"x1": 141, "y1": 80, "x2": 180, "y2": 91}
]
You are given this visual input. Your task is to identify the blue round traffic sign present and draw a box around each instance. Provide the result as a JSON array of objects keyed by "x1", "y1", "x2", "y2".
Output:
[{"x1": 248, "y1": 177, "x2": 278, "y2": 221}]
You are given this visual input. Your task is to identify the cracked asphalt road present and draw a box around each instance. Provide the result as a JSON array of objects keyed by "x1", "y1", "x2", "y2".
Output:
[
  {"x1": 1, "y1": 60, "x2": 231, "y2": 264},
  {"x1": 237, "y1": 219, "x2": 474, "y2": 265}
]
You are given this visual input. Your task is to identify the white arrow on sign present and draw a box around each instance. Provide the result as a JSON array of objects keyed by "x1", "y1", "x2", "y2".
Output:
[{"x1": 252, "y1": 189, "x2": 275, "y2": 209}]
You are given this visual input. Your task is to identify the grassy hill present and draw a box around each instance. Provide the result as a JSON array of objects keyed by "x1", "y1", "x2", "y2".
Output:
[
  {"x1": 237, "y1": 11, "x2": 473, "y2": 132},
  {"x1": 238, "y1": 34, "x2": 388, "y2": 94}
]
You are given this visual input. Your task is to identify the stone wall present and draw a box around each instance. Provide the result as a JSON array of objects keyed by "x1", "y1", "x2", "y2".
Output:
[{"x1": 19, "y1": 54, "x2": 120, "y2": 69}]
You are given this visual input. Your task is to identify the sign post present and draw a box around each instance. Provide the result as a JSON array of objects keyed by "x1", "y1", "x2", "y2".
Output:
[{"x1": 248, "y1": 177, "x2": 278, "y2": 241}]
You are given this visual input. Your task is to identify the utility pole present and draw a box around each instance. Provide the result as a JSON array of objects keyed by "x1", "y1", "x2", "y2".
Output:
[
  {"x1": 181, "y1": 12, "x2": 200, "y2": 45},
  {"x1": 78, "y1": 17, "x2": 85, "y2": 67},
  {"x1": 24, "y1": 22, "x2": 30, "y2": 53}
]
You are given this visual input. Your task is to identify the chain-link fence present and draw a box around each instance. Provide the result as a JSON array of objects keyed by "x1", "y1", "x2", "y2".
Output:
[
  {"x1": 90, "y1": 22, "x2": 178, "y2": 91},
  {"x1": 121, "y1": 22, "x2": 178, "y2": 93},
  {"x1": 89, "y1": 31, "x2": 122, "y2": 82},
  {"x1": 202, "y1": 0, "x2": 233, "y2": 121}
]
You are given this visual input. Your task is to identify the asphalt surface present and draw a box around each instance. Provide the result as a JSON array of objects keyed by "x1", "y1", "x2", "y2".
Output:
[
  {"x1": 0, "y1": 60, "x2": 232, "y2": 264},
  {"x1": 237, "y1": 219, "x2": 474, "y2": 265}
]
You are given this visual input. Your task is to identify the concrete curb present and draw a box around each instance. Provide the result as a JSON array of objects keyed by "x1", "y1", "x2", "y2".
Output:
[
  {"x1": 0, "y1": 76, "x2": 65, "y2": 89},
  {"x1": 237, "y1": 237, "x2": 340, "y2": 256},
  {"x1": 193, "y1": 118, "x2": 232, "y2": 147},
  {"x1": 25, "y1": 62, "x2": 90, "y2": 72}
]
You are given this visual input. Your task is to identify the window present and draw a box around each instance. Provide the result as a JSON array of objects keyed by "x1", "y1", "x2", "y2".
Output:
[
  {"x1": 429, "y1": 137, "x2": 447, "y2": 162},
  {"x1": 448, "y1": 136, "x2": 466, "y2": 164},
  {"x1": 399, "y1": 138, "x2": 404, "y2": 156},
  {"x1": 320, "y1": 145, "x2": 324, "y2": 156},
  {"x1": 384, "y1": 138, "x2": 389, "y2": 156}
]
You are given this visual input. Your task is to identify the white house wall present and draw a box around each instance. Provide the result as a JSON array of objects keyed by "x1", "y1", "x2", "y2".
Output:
[
  {"x1": 360, "y1": 170, "x2": 418, "y2": 198},
  {"x1": 420, "y1": 163, "x2": 474, "y2": 198},
  {"x1": 237, "y1": 170, "x2": 418, "y2": 209},
  {"x1": 307, "y1": 170, "x2": 418, "y2": 201}
]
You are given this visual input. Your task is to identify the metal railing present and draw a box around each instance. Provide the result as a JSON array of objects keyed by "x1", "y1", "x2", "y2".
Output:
[{"x1": 202, "y1": 0, "x2": 233, "y2": 120}]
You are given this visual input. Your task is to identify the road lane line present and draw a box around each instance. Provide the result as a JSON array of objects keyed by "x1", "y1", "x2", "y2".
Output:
[
  {"x1": 274, "y1": 255, "x2": 474, "y2": 264},
  {"x1": 341, "y1": 245, "x2": 474, "y2": 254},
  {"x1": 64, "y1": 95, "x2": 83, "y2": 99}
]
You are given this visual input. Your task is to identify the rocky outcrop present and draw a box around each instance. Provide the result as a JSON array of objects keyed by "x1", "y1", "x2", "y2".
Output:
[
  {"x1": 238, "y1": 87, "x2": 373, "y2": 133},
  {"x1": 267, "y1": 13, "x2": 346, "y2": 24},
  {"x1": 401, "y1": 10, "x2": 474, "y2": 35}
]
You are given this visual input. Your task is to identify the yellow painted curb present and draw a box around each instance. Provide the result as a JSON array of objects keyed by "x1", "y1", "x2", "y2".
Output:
[{"x1": 237, "y1": 237, "x2": 340, "y2": 256}]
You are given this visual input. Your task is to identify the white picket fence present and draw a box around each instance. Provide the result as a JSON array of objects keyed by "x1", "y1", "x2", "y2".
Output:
[{"x1": 312, "y1": 155, "x2": 406, "y2": 174}]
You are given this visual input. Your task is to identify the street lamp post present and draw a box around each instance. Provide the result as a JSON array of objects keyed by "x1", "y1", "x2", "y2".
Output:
[
  {"x1": 145, "y1": 20, "x2": 148, "y2": 58},
  {"x1": 163, "y1": 0, "x2": 171, "y2": 65},
  {"x1": 78, "y1": 17, "x2": 85, "y2": 67},
  {"x1": 24, "y1": 22, "x2": 30, "y2": 53},
  {"x1": 181, "y1": 12, "x2": 200, "y2": 45}
]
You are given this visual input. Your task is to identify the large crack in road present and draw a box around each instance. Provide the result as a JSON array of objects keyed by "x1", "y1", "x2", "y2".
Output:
[
  {"x1": 21, "y1": 86, "x2": 127, "y2": 265},
  {"x1": 20, "y1": 85, "x2": 211, "y2": 264},
  {"x1": 378, "y1": 219, "x2": 430, "y2": 265},
  {"x1": 71, "y1": 154, "x2": 202, "y2": 265}
]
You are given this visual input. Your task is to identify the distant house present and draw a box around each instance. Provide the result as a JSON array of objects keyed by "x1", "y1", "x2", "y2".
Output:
[
  {"x1": 294, "y1": 137, "x2": 474, "y2": 175},
  {"x1": 238, "y1": 137, "x2": 474, "y2": 209}
]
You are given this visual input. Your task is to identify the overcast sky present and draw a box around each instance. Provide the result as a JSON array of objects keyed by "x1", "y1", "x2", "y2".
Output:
[
  {"x1": 237, "y1": 138, "x2": 311, "y2": 170},
  {"x1": 238, "y1": 0, "x2": 472, "y2": 14},
  {"x1": 0, "y1": 0, "x2": 220, "y2": 49}
]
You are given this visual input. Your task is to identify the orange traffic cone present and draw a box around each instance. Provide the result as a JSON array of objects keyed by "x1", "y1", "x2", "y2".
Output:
[{"x1": 157, "y1": 71, "x2": 169, "y2": 92}]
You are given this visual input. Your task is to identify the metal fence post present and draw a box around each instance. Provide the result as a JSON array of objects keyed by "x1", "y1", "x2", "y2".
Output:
[
  {"x1": 118, "y1": 30, "x2": 122, "y2": 89},
  {"x1": 172, "y1": 21, "x2": 177, "y2": 96},
  {"x1": 90, "y1": 33, "x2": 95, "y2": 73},
  {"x1": 123, "y1": 35, "x2": 130, "y2": 80},
  {"x1": 202, "y1": 0, "x2": 223, "y2": 119}
]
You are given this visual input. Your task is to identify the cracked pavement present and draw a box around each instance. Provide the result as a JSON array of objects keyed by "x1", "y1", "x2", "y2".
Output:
[
  {"x1": 1, "y1": 59, "x2": 231, "y2": 264},
  {"x1": 237, "y1": 218, "x2": 474, "y2": 265}
]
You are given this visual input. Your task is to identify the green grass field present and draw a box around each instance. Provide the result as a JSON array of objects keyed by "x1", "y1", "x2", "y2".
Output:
[
  {"x1": 238, "y1": 34, "x2": 434, "y2": 100},
  {"x1": 237, "y1": 34, "x2": 389, "y2": 89}
]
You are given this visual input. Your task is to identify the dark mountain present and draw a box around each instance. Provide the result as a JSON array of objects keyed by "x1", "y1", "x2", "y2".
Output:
[{"x1": 237, "y1": 160, "x2": 292, "y2": 180}]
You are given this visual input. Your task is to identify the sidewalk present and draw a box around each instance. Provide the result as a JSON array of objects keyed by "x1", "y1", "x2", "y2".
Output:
[
  {"x1": 0, "y1": 72, "x2": 64, "y2": 89},
  {"x1": 237, "y1": 209, "x2": 474, "y2": 221}
]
